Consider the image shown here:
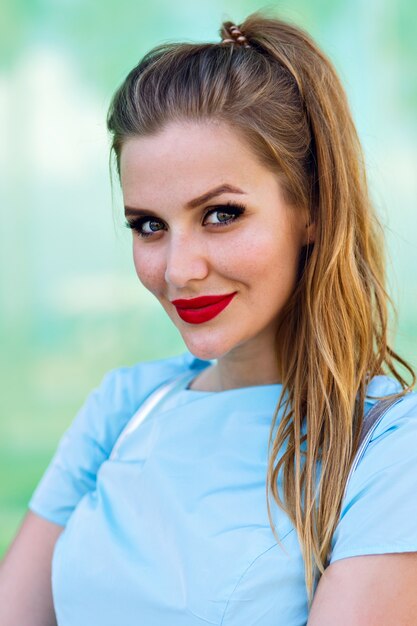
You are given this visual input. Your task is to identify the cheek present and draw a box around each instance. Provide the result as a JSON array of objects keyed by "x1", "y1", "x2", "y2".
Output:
[
  {"x1": 217, "y1": 227, "x2": 300, "y2": 285},
  {"x1": 225, "y1": 231, "x2": 302, "y2": 320},
  {"x1": 132, "y1": 244, "x2": 165, "y2": 293}
]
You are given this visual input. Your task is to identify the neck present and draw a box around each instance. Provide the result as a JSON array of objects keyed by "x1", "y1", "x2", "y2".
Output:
[{"x1": 191, "y1": 342, "x2": 282, "y2": 392}]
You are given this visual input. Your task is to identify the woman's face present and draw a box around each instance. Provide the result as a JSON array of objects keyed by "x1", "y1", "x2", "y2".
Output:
[{"x1": 120, "y1": 120, "x2": 312, "y2": 362}]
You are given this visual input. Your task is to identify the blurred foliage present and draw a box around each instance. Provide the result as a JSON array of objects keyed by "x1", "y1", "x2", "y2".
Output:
[{"x1": 1, "y1": 0, "x2": 416, "y2": 113}]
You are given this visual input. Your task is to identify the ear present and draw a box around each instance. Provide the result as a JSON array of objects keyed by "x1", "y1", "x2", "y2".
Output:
[{"x1": 303, "y1": 221, "x2": 316, "y2": 246}]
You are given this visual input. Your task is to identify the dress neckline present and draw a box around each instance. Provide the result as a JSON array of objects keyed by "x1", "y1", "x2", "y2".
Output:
[{"x1": 182, "y1": 370, "x2": 283, "y2": 394}]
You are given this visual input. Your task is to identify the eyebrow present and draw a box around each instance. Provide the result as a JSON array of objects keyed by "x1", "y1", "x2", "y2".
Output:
[{"x1": 124, "y1": 184, "x2": 246, "y2": 216}]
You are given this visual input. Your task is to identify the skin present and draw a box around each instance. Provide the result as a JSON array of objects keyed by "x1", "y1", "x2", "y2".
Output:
[
  {"x1": 120, "y1": 119, "x2": 314, "y2": 391},
  {"x1": 0, "y1": 511, "x2": 62, "y2": 625},
  {"x1": 307, "y1": 552, "x2": 417, "y2": 625}
]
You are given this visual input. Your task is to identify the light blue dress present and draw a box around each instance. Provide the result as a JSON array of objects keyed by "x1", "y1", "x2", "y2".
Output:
[{"x1": 28, "y1": 351, "x2": 417, "y2": 625}]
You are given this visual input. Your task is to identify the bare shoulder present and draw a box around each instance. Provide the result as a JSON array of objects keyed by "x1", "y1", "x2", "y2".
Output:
[
  {"x1": 0, "y1": 510, "x2": 64, "y2": 626},
  {"x1": 307, "y1": 552, "x2": 417, "y2": 626}
]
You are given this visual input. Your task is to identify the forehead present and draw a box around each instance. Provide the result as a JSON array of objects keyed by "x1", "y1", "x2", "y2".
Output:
[{"x1": 119, "y1": 121, "x2": 276, "y2": 205}]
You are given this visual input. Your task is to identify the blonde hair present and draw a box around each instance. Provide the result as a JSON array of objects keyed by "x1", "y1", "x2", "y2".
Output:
[{"x1": 107, "y1": 10, "x2": 415, "y2": 605}]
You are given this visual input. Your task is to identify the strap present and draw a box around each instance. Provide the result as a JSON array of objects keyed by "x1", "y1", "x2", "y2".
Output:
[
  {"x1": 109, "y1": 371, "x2": 194, "y2": 461},
  {"x1": 343, "y1": 395, "x2": 404, "y2": 500},
  {"x1": 321, "y1": 394, "x2": 405, "y2": 569}
]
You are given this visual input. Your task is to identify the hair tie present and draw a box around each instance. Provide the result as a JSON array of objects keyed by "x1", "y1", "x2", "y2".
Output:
[{"x1": 221, "y1": 24, "x2": 251, "y2": 49}]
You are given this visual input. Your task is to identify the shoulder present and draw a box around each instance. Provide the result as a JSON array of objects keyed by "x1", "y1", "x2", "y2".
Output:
[
  {"x1": 364, "y1": 374, "x2": 417, "y2": 446},
  {"x1": 329, "y1": 374, "x2": 417, "y2": 565},
  {"x1": 27, "y1": 351, "x2": 212, "y2": 525},
  {"x1": 49, "y1": 350, "x2": 212, "y2": 458},
  {"x1": 313, "y1": 374, "x2": 417, "y2": 624},
  {"x1": 352, "y1": 373, "x2": 417, "y2": 488}
]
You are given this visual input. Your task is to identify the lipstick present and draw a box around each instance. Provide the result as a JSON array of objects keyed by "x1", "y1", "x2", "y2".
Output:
[{"x1": 171, "y1": 292, "x2": 237, "y2": 324}]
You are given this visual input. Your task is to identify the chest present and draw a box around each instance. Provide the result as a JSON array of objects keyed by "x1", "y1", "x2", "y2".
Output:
[{"x1": 52, "y1": 404, "x2": 311, "y2": 625}]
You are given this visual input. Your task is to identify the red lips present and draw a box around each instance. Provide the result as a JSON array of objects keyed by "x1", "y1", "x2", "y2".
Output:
[{"x1": 171, "y1": 292, "x2": 237, "y2": 324}]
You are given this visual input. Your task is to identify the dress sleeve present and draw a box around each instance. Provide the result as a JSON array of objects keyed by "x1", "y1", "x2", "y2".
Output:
[
  {"x1": 27, "y1": 351, "x2": 205, "y2": 527},
  {"x1": 329, "y1": 391, "x2": 417, "y2": 564},
  {"x1": 28, "y1": 365, "x2": 146, "y2": 526}
]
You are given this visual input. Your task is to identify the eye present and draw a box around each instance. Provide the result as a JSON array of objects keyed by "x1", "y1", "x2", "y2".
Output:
[
  {"x1": 124, "y1": 201, "x2": 246, "y2": 239},
  {"x1": 203, "y1": 202, "x2": 246, "y2": 227},
  {"x1": 125, "y1": 217, "x2": 165, "y2": 238}
]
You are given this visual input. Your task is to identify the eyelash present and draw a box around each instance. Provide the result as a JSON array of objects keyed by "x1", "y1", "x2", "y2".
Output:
[{"x1": 124, "y1": 202, "x2": 246, "y2": 239}]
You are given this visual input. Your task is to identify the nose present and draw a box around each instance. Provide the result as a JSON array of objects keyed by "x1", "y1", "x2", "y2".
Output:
[{"x1": 164, "y1": 232, "x2": 209, "y2": 288}]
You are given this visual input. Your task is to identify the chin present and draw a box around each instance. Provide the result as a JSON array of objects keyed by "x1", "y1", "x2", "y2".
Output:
[{"x1": 181, "y1": 334, "x2": 232, "y2": 362}]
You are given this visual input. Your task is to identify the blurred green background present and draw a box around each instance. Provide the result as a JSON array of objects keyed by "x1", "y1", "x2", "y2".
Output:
[{"x1": 1, "y1": 0, "x2": 416, "y2": 558}]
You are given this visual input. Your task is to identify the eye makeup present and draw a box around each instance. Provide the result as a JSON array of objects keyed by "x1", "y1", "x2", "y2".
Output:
[{"x1": 124, "y1": 201, "x2": 246, "y2": 239}]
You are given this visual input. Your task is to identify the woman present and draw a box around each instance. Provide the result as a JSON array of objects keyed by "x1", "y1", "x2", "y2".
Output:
[{"x1": 1, "y1": 11, "x2": 417, "y2": 626}]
